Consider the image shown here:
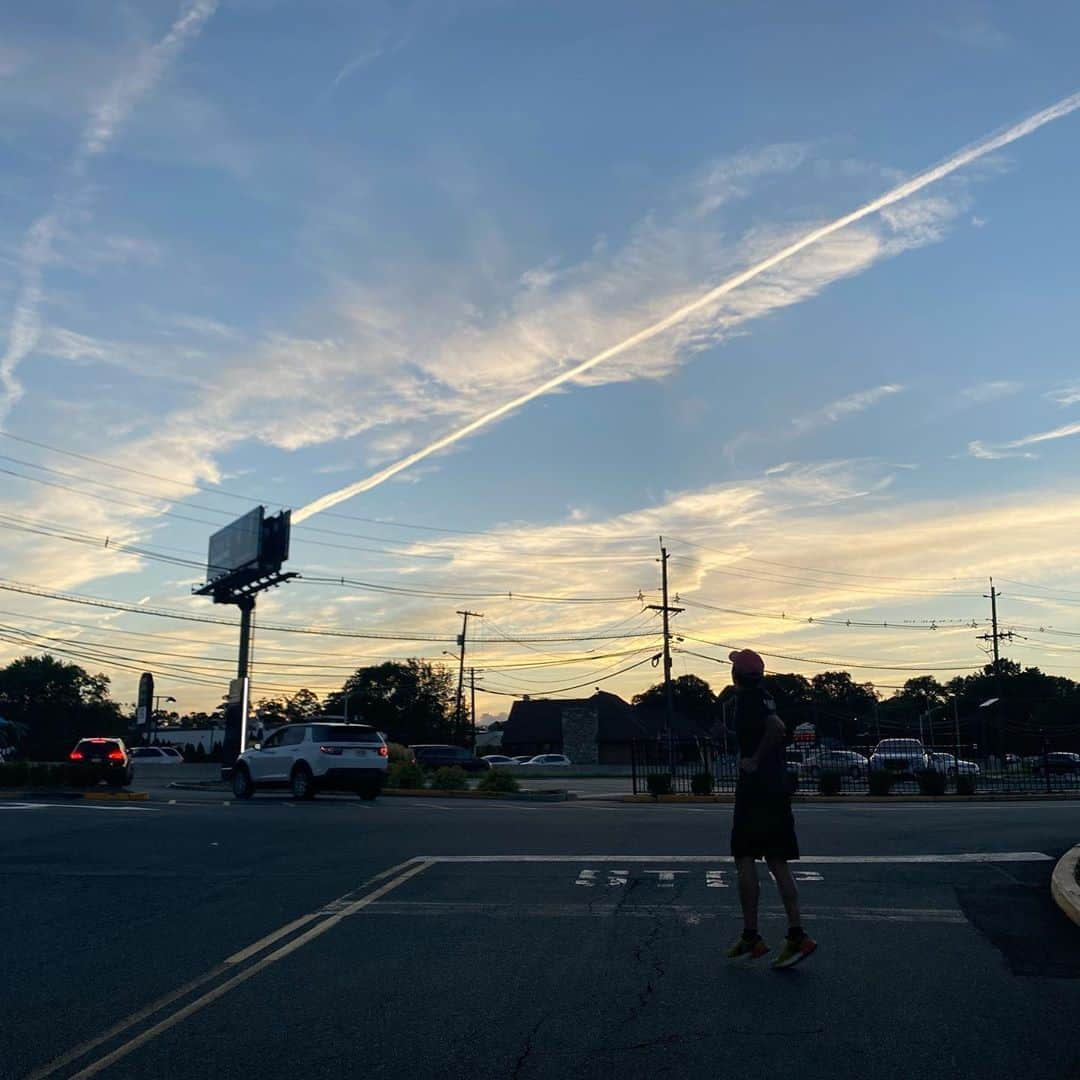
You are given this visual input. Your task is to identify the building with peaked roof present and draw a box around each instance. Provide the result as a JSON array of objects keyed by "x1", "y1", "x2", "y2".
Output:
[{"x1": 500, "y1": 690, "x2": 699, "y2": 764}]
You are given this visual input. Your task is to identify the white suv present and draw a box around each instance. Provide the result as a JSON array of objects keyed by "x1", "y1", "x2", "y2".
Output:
[{"x1": 231, "y1": 722, "x2": 388, "y2": 801}]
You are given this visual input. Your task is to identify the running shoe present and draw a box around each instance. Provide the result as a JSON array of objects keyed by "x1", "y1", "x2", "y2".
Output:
[
  {"x1": 726, "y1": 935, "x2": 770, "y2": 960},
  {"x1": 771, "y1": 934, "x2": 817, "y2": 969}
]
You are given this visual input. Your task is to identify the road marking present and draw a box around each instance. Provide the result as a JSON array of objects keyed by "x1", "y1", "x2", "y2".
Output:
[
  {"x1": 426, "y1": 852, "x2": 1053, "y2": 864},
  {"x1": 29, "y1": 857, "x2": 432, "y2": 1080},
  {"x1": 794, "y1": 870, "x2": 824, "y2": 882},
  {"x1": 642, "y1": 870, "x2": 689, "y2": 887},
  {"x1": 608, "y1": 869, "x2": 629, "y2": 886},
  {"x1": 575, "y1": 870, "x2": 598, "y2": 887},
  {"x1": 706, "y1": 870, "x2": 728, "y2": 888},
  {"x1": 0, "y1": 802, "x2": 48, "y2": 810},
  {"x1": 362, "y1": 901, "x2": 968, "y2": 924}
]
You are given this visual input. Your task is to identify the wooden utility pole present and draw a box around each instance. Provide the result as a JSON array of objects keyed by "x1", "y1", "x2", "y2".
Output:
[
  {"x1": 455, "y1": 610, "x2": 482, "y2": 742},
  {"x1": 647, "y1": 538, "x2": 684, "y2": 734},
  {"x1": 470, "y1": 667, "x2": 477, "y2": 749}
]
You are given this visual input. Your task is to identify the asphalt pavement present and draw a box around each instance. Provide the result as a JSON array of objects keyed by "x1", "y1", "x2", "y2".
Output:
[{"x1": 4, "y1": 792, "x2": 1079, "y2": 1080}]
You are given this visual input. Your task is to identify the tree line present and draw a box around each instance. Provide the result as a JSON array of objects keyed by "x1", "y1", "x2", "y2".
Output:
[{"x1": 1, "y1": 652, "x2": 1077, "y2": 762}]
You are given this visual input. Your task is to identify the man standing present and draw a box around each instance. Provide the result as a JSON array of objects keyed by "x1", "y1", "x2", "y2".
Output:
[{"x1": 724, "y1": 648, "x2": 817, "y2": 969}]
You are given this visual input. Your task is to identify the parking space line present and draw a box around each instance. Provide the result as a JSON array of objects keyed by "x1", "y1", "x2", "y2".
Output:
[{"x1": 28, "y1": 857, "x2": 433, "y2": 1080}]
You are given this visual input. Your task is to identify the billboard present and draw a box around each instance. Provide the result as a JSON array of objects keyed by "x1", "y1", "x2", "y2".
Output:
[
  {"x1": 136, "y1": 671, "x2": 154, "y2": 727},
  {"x1": 207, "y1": 507, "x2": 263, "y2": 583}
]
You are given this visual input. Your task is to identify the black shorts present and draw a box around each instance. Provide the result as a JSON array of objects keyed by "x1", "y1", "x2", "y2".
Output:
[{"x1": 731, "y1": 793, "x2": 800, "y2": 861}]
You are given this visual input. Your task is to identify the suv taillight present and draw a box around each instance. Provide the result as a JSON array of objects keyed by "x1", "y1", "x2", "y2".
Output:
[
  {"x1": 69, "y1": 750, "x2": 84, "y2": 761},
  {"x1": 319, "y1": 746, "x2": 342, "y2": 755},
  {"x1": 108, "y1": 750, "x2": 126, "y2": 762},
  {"x1": 378, "y1": 746, "x2": 388, "y2": 757}
]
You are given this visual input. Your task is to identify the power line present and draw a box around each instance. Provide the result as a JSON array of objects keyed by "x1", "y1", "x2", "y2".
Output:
[{"x1": 478, "y1": 653, "x2": 661, "y2": 698}]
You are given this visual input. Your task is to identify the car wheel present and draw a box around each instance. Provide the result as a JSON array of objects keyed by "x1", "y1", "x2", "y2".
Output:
[
  {"x1": 107, "y1": 776, "x2": 126, "y2": 788},
  {"x1": 358, "y1": 785, "x2": 380, "y2": 801},
  {"x1": 232, "y1": 765, "x2": 254, "y2": 800},
  {"x1": 291, "y1": 764, "x2": 315, "y2": 800}
]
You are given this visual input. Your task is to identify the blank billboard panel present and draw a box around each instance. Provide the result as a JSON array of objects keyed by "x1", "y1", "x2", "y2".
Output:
[{"x1": 207, "y1": 507, "x2": 263, "y2": 582}]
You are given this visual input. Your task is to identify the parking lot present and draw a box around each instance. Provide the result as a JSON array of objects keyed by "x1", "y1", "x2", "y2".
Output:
[{"x1": 4, "y1": 793, "x2": 1080, "y2": 1080}]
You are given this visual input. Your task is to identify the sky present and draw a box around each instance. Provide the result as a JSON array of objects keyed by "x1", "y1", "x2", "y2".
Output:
[{"x1": 2, "y1": 0, "x2": 1080, "y2": 719}]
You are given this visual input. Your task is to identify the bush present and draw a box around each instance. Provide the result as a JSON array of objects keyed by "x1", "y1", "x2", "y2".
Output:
[
  {"x1": 868, "y1": 770, "x2": 893, "y2": 797},
  {"x1": 646, "y1": 773, "x2": 673, "y2": 797},
  {"x1": 431, "y1": 766, "x2": 468, "y2": 791},
  {"x1": 956, "y1": 774, "x2": 977, "y2": 796},
  {"x1": 916, "y1": 769, "x2": 947, "y2": 796},
  {"x1": 690, "y1": 771, "x2": 713, "y2": 796},
  {"x1": 386, "y1": 761, "x2": 426, "y2": 790},
  {"x1": 819, "y1": 770, "x2": 842, "y2": 796},
  {"x1": 478, "y1": 768, "x2": 520, "y2": 793},
  {"x1": 386, "y1": 742, "x2": 412, "y2": 764},
  {"x1": 0, "y1": 760, "x2": 29, "y2": 788}
]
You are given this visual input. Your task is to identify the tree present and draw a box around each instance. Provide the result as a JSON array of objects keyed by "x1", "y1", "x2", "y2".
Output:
[
  {"x1": 809, "y1": 671, "x2": 878, "y2": 744},
  {"x1": 323, "y1": 660, "x2": 456, "y2": 744},
  {"x1": 632, "y1": 674, "x2": 716, "y2": 729},
  {"x1": 0, "y1": 654, "x2": 126, "y2": 759},
  {"x1": 286, "y1": 689, "x2": 321, "y2": 724}
]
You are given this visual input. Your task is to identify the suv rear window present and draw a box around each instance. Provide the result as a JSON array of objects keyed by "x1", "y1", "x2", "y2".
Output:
[
  {"x1": 310, "y1": 725, "x2": 382, "y2": 745},
  {"x1": 75, "y1": 740, "x2": 122, "y2": 756}
]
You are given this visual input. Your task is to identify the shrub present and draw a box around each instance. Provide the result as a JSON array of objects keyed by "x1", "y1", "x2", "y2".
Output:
[
  {"x1": 956, "y1": 774, "x2": 977, "y2": 796},
  {"x1": 916, "y1": 769, "x2": 947, "y2": 796},
  {"x1": 868, "y1": 770, "x2": 893, "y2": 797},
  {"x1": 478, "y1": 768, "x2": 520, "y2": 793},
  {"x1": 386, "y1": 761, "x2": 426, "y2": 790},
  {"x1": 690, "y1": 771, "x2": 713, "y2": 796},
  {"x1": 646, "y1": 773, "x2": 673, "y2": 797},
  {"x1": 819, "y1": 770, "x2": 842, "y2": 796},
  {"x1": 432, "y1": 766, "x2": 468, "y2": 791},
  {"x1": 0, "y1": 760, "x2": 29, "y2": 788},
  {"x1": 386, "y1": 742, "x2": 412, "y2": 764}
]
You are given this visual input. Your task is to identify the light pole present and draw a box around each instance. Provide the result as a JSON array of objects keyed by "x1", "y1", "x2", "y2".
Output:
[
  {"x1": 150, "y1": 694, "x2": 176, "y2": 745},
  {"x1": 443, "y1": 651, "x2": 464, "y2": 742}
]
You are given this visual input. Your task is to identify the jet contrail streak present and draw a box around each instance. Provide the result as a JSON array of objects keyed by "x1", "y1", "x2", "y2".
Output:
[{"x1": 294, "y1": 91, "x2": 1080, "y2": 523}]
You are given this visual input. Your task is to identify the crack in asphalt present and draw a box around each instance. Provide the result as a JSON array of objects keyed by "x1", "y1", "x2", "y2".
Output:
[{"x1": 510, "y1": 1011, "x2": 550, "y2": 1080}]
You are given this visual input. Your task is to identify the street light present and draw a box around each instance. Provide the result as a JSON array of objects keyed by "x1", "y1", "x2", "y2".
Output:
[{"x1": 149, "y1": 694, "x2": 176, "y2": 745}]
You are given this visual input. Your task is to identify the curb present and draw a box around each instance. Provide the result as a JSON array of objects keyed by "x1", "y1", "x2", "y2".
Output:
[
  {"x1": 0, "y1": 789, "x2": 148, "y2": 801},
  {"x1": 380, "y1": 788, "x2": 572, "y2": 802},
  {"x1": 605, "y1": 793, "x2": 1080, "y2": 804},
  {"x1": 1051, "y1": 844, "x2": 1080, "y2": 928}
]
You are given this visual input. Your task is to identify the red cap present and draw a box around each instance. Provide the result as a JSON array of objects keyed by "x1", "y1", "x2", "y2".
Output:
[{"x1": 729, "y1": 648, "x2": 765, "y2": 679}]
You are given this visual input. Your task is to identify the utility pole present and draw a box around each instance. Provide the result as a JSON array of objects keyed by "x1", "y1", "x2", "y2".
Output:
[
  {"x1": 470, "y1": 667, "x2": 477, "y2": 749},
  {"x1": 647, "y1": 539, "x2": 684, "y2": 735},
  {"x1": 455, "y1": 610, "x2": 482, "y2": 743},
  {"x1": 977, "y1": 577, "x2": 1016, "y2": 761}
]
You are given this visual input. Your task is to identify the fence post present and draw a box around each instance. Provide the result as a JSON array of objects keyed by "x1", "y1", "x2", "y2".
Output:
[
  {"x1": 953, "y1": 703, "x2": 962, "y2": 795},
  {"x1": 1042, "y1": 731, "x2": 1051, "y2": 795}
]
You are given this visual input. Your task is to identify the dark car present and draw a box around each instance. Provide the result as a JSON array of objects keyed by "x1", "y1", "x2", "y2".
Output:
[
  {"x1": 409, "y1": 744, "x2": 491, "y2": 773},
  {"x1": 69, "y1": 738, "x2": 133, "y2": 787},
  {"x1": 1033, "y1": 752, "x2": 1080, "y2": 776}
]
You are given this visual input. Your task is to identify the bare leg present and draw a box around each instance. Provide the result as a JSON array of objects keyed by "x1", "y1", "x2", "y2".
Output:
[
  {"x1": 766, "y1": 857, "x2": 802, "y2": 930},
  {"x1": 735, "y1": 856, "x2": 760, "y2": 934}
]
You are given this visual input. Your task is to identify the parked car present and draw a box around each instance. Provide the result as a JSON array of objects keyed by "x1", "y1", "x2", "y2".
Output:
[
  {"x1": 232, "y1": 723, "x2": 388, "y2": 800},
  {"x1": 69, "y1": 737, "x2": 133, "y2": 787},
  {"x1": 523, "y1": 754, "x2": 572, "y2": 766},
  {"x1": 928, "y1": 752, "x2": 980, "y2": 776},
  {"x1": 160, "y1": 746, "x2": 184, "y2": 762},
  {"x1": 511, "y1": 755, "x2": 534, "y2": 764},
  {"x1": 869, "y1": 739, "x2": 929, "y2": 777},
  {"x1": 410, "y1": 744, "x2": 491, "y2": 773},
  {"x1": 481, "y1": 755, "x2": 517, "y2": 766},
  {"x1": 130, "y1": 747, "x2": 177, "y2": 765},
  {"x1": 1032, "y1": 752, "x2": 1080, "y2": 776},
  {"x1": 799, "y1": 749, "x2": 869, "y2": 779}
]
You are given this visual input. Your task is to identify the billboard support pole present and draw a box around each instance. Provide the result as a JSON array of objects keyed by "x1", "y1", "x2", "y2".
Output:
[{"x1": 237, "y1": 595, "x2": 255, "y2": 681}]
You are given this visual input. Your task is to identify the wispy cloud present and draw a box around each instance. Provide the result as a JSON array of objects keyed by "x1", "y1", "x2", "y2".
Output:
[
  {"x1": 791, "y1": 384, "x2": 903, "y2": 435},
  {"x1": 293, "y1": 90, "x2": 1080, "y2": 521},
  {"x1": 0, "y1": 0, "x2": 218, "y2": 420},
  {"x1": 961, "y1": 380, "x2": 1023, "y2": 404},
  {"x1": 969, "y1": 419, "x2": 1080, "y2": 460},
  {"x1": 1047, "y1": 384, "x2": 1080, "y2": 407}
]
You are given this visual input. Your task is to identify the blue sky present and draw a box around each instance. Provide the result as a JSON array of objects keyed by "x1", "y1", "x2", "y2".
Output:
[{"x1": 2, "y1": 1, "x2": 1080, "y2": 715}]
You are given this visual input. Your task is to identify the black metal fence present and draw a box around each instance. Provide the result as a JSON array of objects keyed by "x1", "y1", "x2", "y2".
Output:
[{"x1": 630, "y1": 734, "x2": 1080, "y2": 796}]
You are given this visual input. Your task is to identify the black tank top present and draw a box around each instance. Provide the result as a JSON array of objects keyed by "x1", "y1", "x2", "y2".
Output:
[{"x1": 735, "y1": 685, "x2": 788, "y2": 797}]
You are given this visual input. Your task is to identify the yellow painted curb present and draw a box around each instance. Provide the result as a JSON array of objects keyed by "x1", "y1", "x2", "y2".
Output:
[
  {"x1": 81, "y1": 790, "x2": 148, "y2": 801},
  {"x1": 1051, "y1": 844, "x2": 1080, "y2": 929},
  {"x1": 617, "y1": 793, "x2": 1080, "y2": 804}
]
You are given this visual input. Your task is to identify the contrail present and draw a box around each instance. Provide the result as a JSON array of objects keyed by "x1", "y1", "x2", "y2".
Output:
[{"x1": 294, "y1": 90, "x2": 1080, "y2": 523}]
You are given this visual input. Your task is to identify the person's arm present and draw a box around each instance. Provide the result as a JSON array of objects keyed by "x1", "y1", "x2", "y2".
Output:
[{"x1": 740, "y1": 714, "x2": 786, "y2": 773}]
